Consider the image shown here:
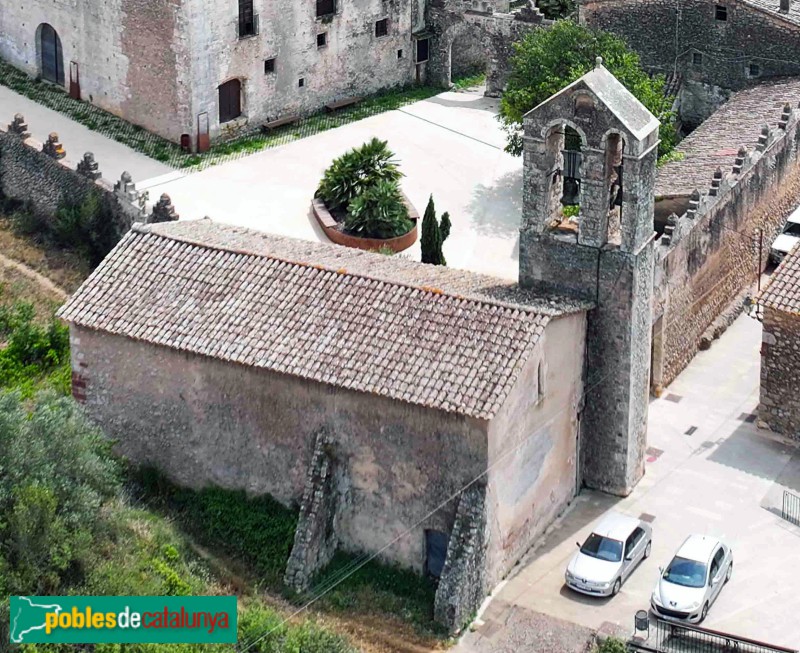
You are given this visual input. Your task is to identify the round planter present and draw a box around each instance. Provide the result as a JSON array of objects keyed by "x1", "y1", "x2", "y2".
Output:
[{"x1": 311, "y1": 192, "x2": 419, "y2": 253}]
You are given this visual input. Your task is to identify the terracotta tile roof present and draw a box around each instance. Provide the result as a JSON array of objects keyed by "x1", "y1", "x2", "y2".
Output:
[
  {"x1": 655, "y1": 78, "x2": 800, "y2": 198},
  {"x1": 58, "y1": 220, "x2": 589, "y2": 420},
  {"x1": 760, "y1": 242, "x2": 800, "y2": 314}
]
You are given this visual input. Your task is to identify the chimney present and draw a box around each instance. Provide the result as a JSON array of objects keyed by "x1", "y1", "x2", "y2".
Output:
[{"x1": 781, "y1": 0, "x2": 790, "y2": 13}]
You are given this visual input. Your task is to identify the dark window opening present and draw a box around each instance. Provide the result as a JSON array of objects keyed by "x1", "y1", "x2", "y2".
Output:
[
  {"x1": 264, "y1": 58, "x2": 275, "y2": 74},
  {"x1": 715, "y1": 4, "x2": 728, "y2": 20},
  {"x1": 39, "y1": 23, "x2": 64, "y2": 85},
  {"x1": 298, "y1": 77, "x2": 305, "y2": 88},
  {"x1": 397, "y1": 49, "x2": 404, "y2": 59},
  {"x1": 749, "y1": 62, "x2": 761, "y2": 77},
  {"x1": 425, "y1": 530, "x2": 449, "y2": 579},
  {"x1": 692, "y1": 52, "x2": 702, "y2": 65},
  {"x1": 218, "y1": 79, "x2": 242, "y2": 123},
  {"x1": 316, "y1": 0, "x2": 336, "y2": 18},
  {"x1": 317, "y1": 32, "x2": 327, "y2": 48},
  {"x1": 375, "y1": 18, "x2": 388, "y2": 38},
  {"x1": 238, "y1": 0, "x2": 258, "y2": 37},
  {"x1": 416, "y1": 38, "x2": 430, "y2": 63}
]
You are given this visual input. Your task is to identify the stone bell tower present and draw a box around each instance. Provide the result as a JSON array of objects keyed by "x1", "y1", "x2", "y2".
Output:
[{"x1": 519, "y1": 59, "x2": 659, "y2": 496}]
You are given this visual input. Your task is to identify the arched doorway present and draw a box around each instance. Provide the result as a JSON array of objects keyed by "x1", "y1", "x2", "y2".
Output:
[{"x1": 39, "y1": 24, "x2": 64, "y2": 85}]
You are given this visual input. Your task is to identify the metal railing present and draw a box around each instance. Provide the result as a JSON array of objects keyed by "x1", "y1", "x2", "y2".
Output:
[
  {"x1": 631, "y1": 617, "x2": 798, "y2": 653},
  {"x1": 782, "y1": 489, "x2": 800, "y2": 527}
]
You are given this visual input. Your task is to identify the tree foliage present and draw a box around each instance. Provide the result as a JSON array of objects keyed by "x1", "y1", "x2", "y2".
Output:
[
  {"x1": 420, "y1": 196, "x2": 451, "y2": 266},
  {"x1": 499, "y1": 21, "x2": 677, "y2": 158},
  {"x1": 344, "y1": 180, "x2": 413, "y2": 239}
]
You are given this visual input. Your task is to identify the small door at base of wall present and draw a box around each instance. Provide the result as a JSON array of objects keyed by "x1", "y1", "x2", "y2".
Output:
[
  {"x1": 69, "y1": 61, "x2": 80, "y2": 100},
  {"x1": 40, "y1": 23, "x2": 64, "y2": 85},
  {"x1": 425, "y1": 529, "x2": 449, "y2": 579}
]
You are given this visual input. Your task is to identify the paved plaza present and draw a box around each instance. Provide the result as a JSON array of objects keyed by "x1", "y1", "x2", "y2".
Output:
[
  {"x1": 145, "y1": 89, "x2": 523, "y2": 280},
  {"x1": 459, "y1": 314, "x2": 800, "y2": 651}
]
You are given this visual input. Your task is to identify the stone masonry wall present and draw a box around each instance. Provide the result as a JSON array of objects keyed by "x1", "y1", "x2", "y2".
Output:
[
  {"x1": 433, "y1": 484, "x2": 487, "y2": 635},
  {"x1": 759, "y1": 307, "x2": 800, "y2": 439},
  {"x1": 69, "y1": 325, "x2": 489, "y2": 575},
  {"x1": 581, "y1": 0, "x2": 800, "y2": 99},
  {"x1": 0, "y1": 117, "x2": 147, "y2": 235},
  {"x1": 284, "y1": 428, "x2": 348, "y2": 591},
  {"x1": 654, "y1": 108, "x2": 800, "y2": 387}
]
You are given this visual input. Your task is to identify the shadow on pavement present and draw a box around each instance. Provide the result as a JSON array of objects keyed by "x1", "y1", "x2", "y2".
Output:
[{"x1": 467, "y1": 169, "x2": 523, "y2": 239}]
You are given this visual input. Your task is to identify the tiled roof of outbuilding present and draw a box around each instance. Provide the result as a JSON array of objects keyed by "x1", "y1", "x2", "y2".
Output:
[
  {"x1": 760, "y1": 242, "x2": 800, "y2": 314},
  {"x1": 58, "y1": 220, "x2": 589, "y2": 420}
]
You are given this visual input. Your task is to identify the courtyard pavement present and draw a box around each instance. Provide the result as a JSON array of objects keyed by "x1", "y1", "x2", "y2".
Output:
[
  {"x1": 0, "y1": 85, "x2": 171, "y2": 186},
  {"x1": 457, "y1": 314, "x2": 800, "y2": 651},
  {"x1": 146, "y1": 89, "x2": 523, "y2": 280}
]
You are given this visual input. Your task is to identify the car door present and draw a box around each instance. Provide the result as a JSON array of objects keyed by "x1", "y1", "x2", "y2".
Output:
[
  {"x1": 708, "y1": 547, "x2": 725, "y2": 602},
  {"x1": 622, "y1": 527, "x2": 645, "y2": 579}
]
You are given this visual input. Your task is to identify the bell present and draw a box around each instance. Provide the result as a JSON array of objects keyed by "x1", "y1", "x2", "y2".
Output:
[{"x1": 561, "y1": 177, "x2": 580, "y2": 207}]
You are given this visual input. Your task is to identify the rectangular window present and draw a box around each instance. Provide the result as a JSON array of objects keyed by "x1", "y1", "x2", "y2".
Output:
[
  {"x1": 375, "y1": 18, "x2": 388, "y2": 38},
  {"x1": 316, "y1": 0, "x2": 336, "y2": 18},
  {"x1": 537, "y1": 360, "x2": 546, "y2": 403},
  {"x1": 298, "y1": 77, "x2": 305, "y2": 88},
  {"x1": 692, "y1": 52, "x2": 702, "y2": 65},
  {"x1": 748, "y1": 62, "x2": 761, "y2": 77},
  {"x1": 397, "y1": 49, "x2": 404, "y2": 59},
  {"x1": 715, "y1": 4, "x2": 727, "y2": 20},
  {"x1": 264, "y1": 58, "x2": 276, "y2": 74},
  {"x1": 238, "y1": 0, "x2": 258, "y2": 37},
  {"x1": 317, "y1": 32, "x2": 327, "y2": 48},
  {"x1": 416, "y1": 37, "x2": 430, "y2": 63}
]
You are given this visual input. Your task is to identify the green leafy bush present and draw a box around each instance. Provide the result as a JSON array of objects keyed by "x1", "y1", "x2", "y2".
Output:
[
  {"x1": 316, "y1": 137, "x2": 403, "y2": 213},
  {"x1": 135, "y1": 468, "x2": 298, "y2": 588},
  {"x1": 344, "y1": 180, "x2": 413, "y2": 238},
  {"x1": 0, "y1": 301, "x2": 70, "y2": 394},
  {"x1": 499, "y1": 20, "x2": 677, "y2": 158},
  {"x1": 598, "y1": 636, "x2": 629, "y2": 653}
]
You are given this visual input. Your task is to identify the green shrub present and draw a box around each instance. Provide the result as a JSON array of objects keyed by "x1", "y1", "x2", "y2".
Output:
[
  {"x1": 51, "y1": 192, "x2": 119, "y2": 267},
  {"x1": 563, "y1": 204, "x2": 580, "y2": 218},
  {"x1": 0, "y1": 301, "x2": 70, "y2": 394},
  {"x1": 316, "y1": 137, "x2": 403, "y2": 213},
  {"x1": 135, "y1": 468, "x2": 298, "y2": 588},
  {"x1": 344, "y1": 180, "x2": 413, "y2": 239},
  {"x1": 598, "y1": 636, "x2": 629, "y2": 653},
  {"x1": 420, "y1": 195, "x2": 452, "y2": 266}
]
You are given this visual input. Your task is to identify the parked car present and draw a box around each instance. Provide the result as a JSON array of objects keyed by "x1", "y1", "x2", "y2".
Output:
[
  {"x1": 770, "y1": 208, "x2": 800, "y2": 264},
  {"x1": 564, "y1": 512, "x2": 652, "y2": 597},
  {"x1": 651, "y1": 534, "x2": 733, "y2": 623}
]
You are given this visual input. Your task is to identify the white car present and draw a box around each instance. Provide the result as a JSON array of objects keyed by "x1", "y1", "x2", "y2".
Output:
[
  {"x1": 565, "y1": 512, "x2": 653, "y2": 597},
  {"x1": 651, "y1": 534, "x2": 733, "y2": 623},
  {"x1": 770, "y1": 209, "x2": 800, "y2": 264}
]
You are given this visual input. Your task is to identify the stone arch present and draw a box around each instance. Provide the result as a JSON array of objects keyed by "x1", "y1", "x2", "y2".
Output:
[{"x1": 36, "y1": 23, "x2": 64, "y2": 86}]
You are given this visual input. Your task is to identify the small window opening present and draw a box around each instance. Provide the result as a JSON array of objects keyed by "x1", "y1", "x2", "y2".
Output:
[
  {"x1": 316, "y1": 0, "x2": 336, "y2": 18},
  {"x1": 715, "y1": 4, "x2": 728, "y2": 20},
  {"x1": 748, "y1": 62, "x2": 761, "y2": 77},
  {"x1": 238, "y1": 0, "x2": 258, "y2": 37},
  {"x1": 375, "y1": 18, "x2": 389, "y2": 37},
  {"x1": 397, "y1": 49, "x2": 404, "y2": 59},
  {"x1": 317, "y1": 32, "x2": 327, "y2": 48},
  {"x1": 692, "y1": 52, "x2": 702, "y2": 66},
  {"x1": 298, "y1": 77, "x2": 305, "y2": 88},
  {"x1": 264, "y1": 58, "x2": 276, "y2": 74},
  {"x1": 537, "y1": 360, "x2": 546, "y2": 402},
  {"x1": 416, "y1": 38, "x2": 430, "y2": 63}
]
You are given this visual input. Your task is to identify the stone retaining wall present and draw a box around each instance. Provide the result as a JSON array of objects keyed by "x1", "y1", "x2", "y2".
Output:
[
  {"x1": 759, "y1": 307, "x2": 800, "y2": 439},
  {"x1": 653, "y1": 106, "x2": 800, "y2": 389}
]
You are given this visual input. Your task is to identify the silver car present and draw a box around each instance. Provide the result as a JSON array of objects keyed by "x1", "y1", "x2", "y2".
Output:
[
  {"x1": 565, "y1": 512, "x2": 653, "y2": 597},
  {"x1": 651, "y1": 534, "x2": 733, "y2": 623}
]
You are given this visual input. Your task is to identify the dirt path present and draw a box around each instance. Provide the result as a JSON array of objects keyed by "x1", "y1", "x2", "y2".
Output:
[{"x1": 0, "y1": 251, "x2": 68, "y2": 300}]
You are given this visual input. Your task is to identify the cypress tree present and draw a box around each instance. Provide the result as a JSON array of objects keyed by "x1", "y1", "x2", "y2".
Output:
[{"x1": 421, "y1": 195, "x2": 441, "y2": 265}]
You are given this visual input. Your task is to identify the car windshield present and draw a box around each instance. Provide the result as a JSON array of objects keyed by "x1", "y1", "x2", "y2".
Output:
[
  {"x1": 663, "y1": 556, "x2": 707, "y2": 588},
  {"x1": 783, "y1": 221, "x2": 800, "y2": 236},
  {"x1": 580, "y1": 533, "x2": 623, "y2": 562}
]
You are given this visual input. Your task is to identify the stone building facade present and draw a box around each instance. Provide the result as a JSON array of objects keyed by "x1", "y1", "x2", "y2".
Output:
[
  {"x1": 0, "y1": 0, "x2": 427, "y2": 147},
  {"x1": 758, "y1": 242, "x2": 800, "y2": 439},
  {"x1": 59, "y1": 219, "x2": 590, "y2": 632},
  {"x1": 580, "y1": 0, "x2": 800, "y2": 126}
]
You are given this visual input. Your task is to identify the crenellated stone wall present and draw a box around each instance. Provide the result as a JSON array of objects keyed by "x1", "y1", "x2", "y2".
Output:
[{"x1": 652, "y1": 104, "x2": 800, "y2": 389}]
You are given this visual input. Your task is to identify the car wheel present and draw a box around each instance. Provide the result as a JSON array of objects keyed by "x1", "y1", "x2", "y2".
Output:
[
  {"x1": 700, "y1": 602, "x2": 709, "y2": 622},
  {"x1": 612, "y1": 578, "x2": 621, "y2": 596},
  {"x1": 644, "y1": 540, "x2": 652, "y2": 559},
  {"x1": 726, "y1": 561, "x2": 733, "y2": 583}
]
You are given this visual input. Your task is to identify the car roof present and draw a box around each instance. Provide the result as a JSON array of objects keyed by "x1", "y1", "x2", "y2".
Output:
[
  {"x1": 676, "y1": 534, "x2": 721, "y2": 562},
  {"x1": 787, "y1": 206, "x2": 800, "y2": 224},
  {"x1": 591, "y1": 512, "x2": 642, "y2": 541}
]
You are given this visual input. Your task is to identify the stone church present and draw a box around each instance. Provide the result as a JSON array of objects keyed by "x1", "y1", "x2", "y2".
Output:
[{"x1": 59, "y1": 62, "x2": 659, "y2": 631}]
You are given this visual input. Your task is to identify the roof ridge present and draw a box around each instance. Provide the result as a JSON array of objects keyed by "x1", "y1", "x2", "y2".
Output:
[{"x1": 132, "y1": 222, "x2": 545, "y2": 317}]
